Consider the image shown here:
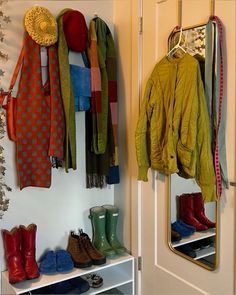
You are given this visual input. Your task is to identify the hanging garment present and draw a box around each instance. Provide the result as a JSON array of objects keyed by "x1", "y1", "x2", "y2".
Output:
[
  {"x1": 86, "y1": 17, "x2": 120, "y2": 188},
  {"x1": 57, "y1": 9, "x2": 77, "y2": 172},
  {"x1": 135, "y1": 53, "x2": 216, "y2": 202},
  {"x1": 70, "y1": 52, "x2": 91, "y2": 111},
  {"x1": 94, "y1": 17, "x2": 119, "y2": 184},
  {"x1": 205, "y1": 17, "x2": 228, "y2": 196},
  {"x1": 15, "y1": 32, "x2": 65, "y2": 189},
  {"x1": 87, "y1": 20, "x2": 101, "y2": 113}
]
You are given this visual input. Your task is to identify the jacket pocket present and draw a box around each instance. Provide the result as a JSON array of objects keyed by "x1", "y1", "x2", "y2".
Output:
[{"x1": 177, "y1": 141, "x2": 193, "y2": 168}]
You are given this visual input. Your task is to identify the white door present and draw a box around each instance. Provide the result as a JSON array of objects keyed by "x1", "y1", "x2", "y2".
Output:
[{"x1": 139, "y1": 0, "x2": 236, "y2": 294}]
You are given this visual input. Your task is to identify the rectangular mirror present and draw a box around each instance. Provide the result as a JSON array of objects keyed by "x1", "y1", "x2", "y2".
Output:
[{"x1": 167, "y1": 22, "x2": 220, "y2": 271}]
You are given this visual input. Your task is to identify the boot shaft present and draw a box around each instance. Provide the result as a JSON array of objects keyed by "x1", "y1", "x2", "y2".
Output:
[
  {"x1": 192, "y1": 192, "x2": 205, "y2": 215},
  {"x1": 20, "y1": 224, "x2": 37, "y2": 258},
  {"x1": 103, "y1": 205, "x2": 119, "y2": 241},
  {"x1": 90, "y1": 207, "x2": 107, "y2": 244},
  {"x1": 2, "y1": 227, "x2": 22, "y2": 260},
  {"x1": 178, "y1": 194, "x2": 195, "y2": 219}
]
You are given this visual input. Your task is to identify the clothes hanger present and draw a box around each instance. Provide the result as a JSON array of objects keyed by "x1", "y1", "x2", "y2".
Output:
[{"x1": 167, "y1": 26, "x2": 186, "y2": 57}]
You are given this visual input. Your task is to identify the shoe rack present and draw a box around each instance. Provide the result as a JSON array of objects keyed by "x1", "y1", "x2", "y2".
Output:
[
  {"x1": 172, "y1": 228, "x2": 216, "y2": 261},
  {"x1": 2, "y1": 255, "x2": 135, "y2": 295}
]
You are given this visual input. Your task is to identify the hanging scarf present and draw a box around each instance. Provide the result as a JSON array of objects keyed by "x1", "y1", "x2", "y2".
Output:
[
  {"x1": 205, "y1": 16, "x2": 228, "y2": 197},
  {"x1": 95, "y1": 18, "x2": 120, "y2": 184},
  {"x1": 15, "y1": 32, "x2": 65, "y2": 189},
  {"x1": 57, "y1": 9, "x2": 77, "y2": 172},
  {"x1": 86, "y1": 17, "x2": 120, "y2": 187},
  {"x1": 87, "y1": 20, "x2": 101, "y2": 113}
]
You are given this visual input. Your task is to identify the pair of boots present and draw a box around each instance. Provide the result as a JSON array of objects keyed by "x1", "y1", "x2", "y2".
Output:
[
  {"x1": 89, "y1": 205, "x2": 126, "y2": 258},
  {"x1": 178, "y1": 193, "x2": 216, "y2": 231},
  {"x1": 67, "y1": 229, "x2": 106, "y2": 268},
  {"x1": 2, "y1": 224, "x2": 39, "y2": 284}
]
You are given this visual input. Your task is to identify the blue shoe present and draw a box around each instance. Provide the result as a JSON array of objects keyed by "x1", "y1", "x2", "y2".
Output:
[
  {"x1": 56, "y1": 250, "x2": 74, "y2": 273},
  {"x1": 171, "y1": 222, "x2": 193, "y2": 237},
  {"x1": 39, "y1": 251, "x2": 56, "y2": 274},
  {"x1": 67, "y1": 277, "x2": 90, "y2": 293},
  {"x1": 177, "y1": 220, "x2": 196, "y2": 232},
  {"x1": 177, "y1": 244, "x2": 196, "y2": 258},
  {"x1": 49, "y1": 280, "x2": 74, "y2": 294}
]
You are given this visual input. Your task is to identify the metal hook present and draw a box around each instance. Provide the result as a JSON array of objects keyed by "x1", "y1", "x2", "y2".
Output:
[
  {"x1": 178, "y1": 0, "x2": 182, "y2": 27},
  {"x1": 210, "y1": 0, "x2": 215, "y2": 16}
]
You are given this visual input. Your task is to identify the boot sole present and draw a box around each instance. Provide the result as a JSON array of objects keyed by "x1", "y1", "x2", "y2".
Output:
[
  {"x1": 74, "y1": 261, "x2": 93, "y2": 268},
  {"x1": 91, "y1": 257, "x2": 106, "y2": 265}
]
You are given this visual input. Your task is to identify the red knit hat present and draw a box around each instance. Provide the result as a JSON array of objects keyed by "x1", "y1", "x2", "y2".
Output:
[{"x1": 63, "y1": 10, "x2": 88, "y2": 52}]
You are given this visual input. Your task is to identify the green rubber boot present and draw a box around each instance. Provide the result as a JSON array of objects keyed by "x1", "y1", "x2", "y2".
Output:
[
  {"x1": 103, "y1": 205, "x2": 127, "y2": 255},
  {"x1": 89, "y1": 206, "x2": 116, "y2": 258}
]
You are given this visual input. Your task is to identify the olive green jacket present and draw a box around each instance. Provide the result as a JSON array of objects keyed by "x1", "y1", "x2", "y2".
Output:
[{"x1": 135, "y1": 53, "x2": 216, "y2": 202}]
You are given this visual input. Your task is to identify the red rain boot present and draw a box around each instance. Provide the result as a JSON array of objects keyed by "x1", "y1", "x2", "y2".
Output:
[
  {"x1": 192, "y1": 193, "x2": 216, "y2": 228},
  {"x1": 20, "y1": 224, "x2": 40, "y2": 280},
  {"x1": 178, "y1": 194, "x2": 208, "y2": 231},
  {"x1": 2, "y1": 227, "x2": 26, "y2": 284}
]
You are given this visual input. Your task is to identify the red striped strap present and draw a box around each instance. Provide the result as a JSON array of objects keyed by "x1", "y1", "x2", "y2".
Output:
[{"x1": 210, "y1": 16, "x2": 224, "y2": 197}]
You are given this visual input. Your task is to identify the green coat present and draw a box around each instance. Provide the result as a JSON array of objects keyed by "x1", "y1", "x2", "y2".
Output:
[{"x1": 135, "y1": 53, "x2": 216, "y2": 202}]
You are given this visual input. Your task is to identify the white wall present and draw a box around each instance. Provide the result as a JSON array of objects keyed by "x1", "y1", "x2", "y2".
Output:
[{"x1": 0, "y1": 0, "x2": 117, "y2": 272}]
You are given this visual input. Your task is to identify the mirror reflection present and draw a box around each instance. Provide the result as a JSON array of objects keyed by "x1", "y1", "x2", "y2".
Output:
[
  {"x1": 169, "y1": 174, "x2": 217, "y2": 270},
  {"x1": 167, "y1": 21, "x2": 223, "y2": 271}
]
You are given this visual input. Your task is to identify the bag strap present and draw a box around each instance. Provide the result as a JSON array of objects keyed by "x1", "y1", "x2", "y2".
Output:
[
  {"x1": 8, "y1": 46, "x2": 24, "y2": 93},
  {"x1": 0, "y1": 46, "x2": 24, "y2": 107}
]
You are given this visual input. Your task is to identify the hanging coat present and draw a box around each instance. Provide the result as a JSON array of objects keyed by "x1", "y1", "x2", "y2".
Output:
[{"x1": 15, "y1": 32, "x2": 65, "y2": 189}]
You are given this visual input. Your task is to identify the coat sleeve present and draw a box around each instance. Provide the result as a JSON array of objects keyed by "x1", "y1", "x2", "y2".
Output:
[
  {"x1": 135, "y1": 77, "x2": 158, "y2": 181},
  {"x1": 195, "y1": 65, "x2": 217, "y2": 202}
]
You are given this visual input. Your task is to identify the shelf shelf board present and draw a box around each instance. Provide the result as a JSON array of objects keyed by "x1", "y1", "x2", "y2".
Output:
[
  {"x1": 194, "y1": 246, "x2": 215, "y2": 260},
  {"x1": 172, "y1": 228, "x2": 216, "y2": 247},
  {"x1": 2, "y1": 254, "x2": 134, "y2": 295}
]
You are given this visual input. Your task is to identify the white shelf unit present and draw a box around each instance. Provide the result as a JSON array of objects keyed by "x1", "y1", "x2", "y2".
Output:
[
  {"x1": 1, "y1": 255, "x2": 135, "y2": 295},
  {"x1": 172, "y1": 228, "x2": 216, "y2": 247}
]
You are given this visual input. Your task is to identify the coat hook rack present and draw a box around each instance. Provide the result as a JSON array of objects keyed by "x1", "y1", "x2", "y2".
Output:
[{"x1": 210, "y1": 0, "x2": 215, "y2": 16}]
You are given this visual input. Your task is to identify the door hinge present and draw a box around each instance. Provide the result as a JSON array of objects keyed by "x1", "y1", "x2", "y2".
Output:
[
  {"x1": 139, "y1": 17, "x2": 143, "y2": 34},
  {"x1": 138, "y1": 256, "x2": 142, "y2": 271}
]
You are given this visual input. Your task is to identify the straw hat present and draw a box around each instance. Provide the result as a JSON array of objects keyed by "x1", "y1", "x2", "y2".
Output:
[{"x1": 24, "y1": 6, "x2": 58, "y2": 46}]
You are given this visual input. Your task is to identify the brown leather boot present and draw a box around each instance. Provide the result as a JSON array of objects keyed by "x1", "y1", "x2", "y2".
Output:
[
  {"x1": 67, "y1": 233, "x2": 92, "y2": 268},
  {"x1": 79, "y1": 230, "x2": 106, "y2": 265}
]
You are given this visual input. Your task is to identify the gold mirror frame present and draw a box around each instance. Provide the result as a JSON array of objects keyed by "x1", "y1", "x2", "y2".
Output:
[
  {"x1": 167, "y1": 176, "x2": 219, "y2": 271},
  {"x1": 166, "y1": 20, "x2": 219, "y2": 271}
]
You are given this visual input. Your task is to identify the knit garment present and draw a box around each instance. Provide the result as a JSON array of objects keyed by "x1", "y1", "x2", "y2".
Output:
[
  {"x1": 57, "y1": 9, "x2": 77, "y2": 172},
  {"x1": 87, "y1": 20, "x2": 101, "y2": 113},
  {"x1": 15, "y1": 32, "x2": 65, "y2": 189},
  {"x1": 205, "y1": 18, "x2": 228, "y2": 192},
  {"x1": 86, "y1": 17, "x2": 120, "y2": 187},
  {"x1": 94, "y1": 17, "x2": 119, "y2": 184}
]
